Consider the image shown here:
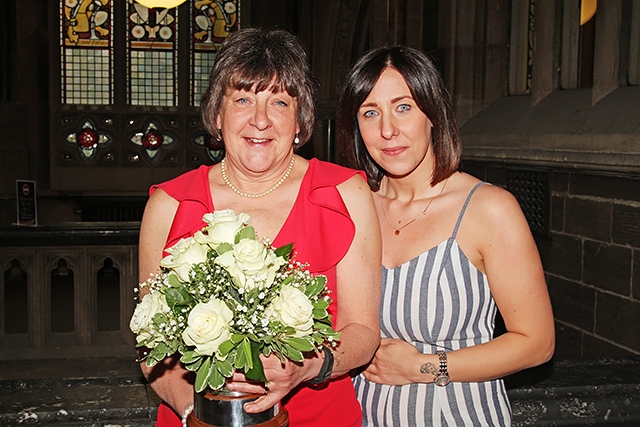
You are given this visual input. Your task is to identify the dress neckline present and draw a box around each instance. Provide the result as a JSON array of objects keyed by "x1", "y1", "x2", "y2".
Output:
[
  {"x1": 382, "y1": 238, "x2": 452, "y2": 270},
  {"x1": 207, "y1": 158, "x2": 315, "y2": 246},
  {"x1": 383, "y1": 238, "x2": 486, "y2": 278},
  {"x1": 382, "y1": 181, "x2": 487, "y2": 271}
]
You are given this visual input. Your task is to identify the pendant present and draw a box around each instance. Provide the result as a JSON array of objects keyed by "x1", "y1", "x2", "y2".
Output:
[{"x1": 394, "y1": 230, "x2": 400, "y2": 236}]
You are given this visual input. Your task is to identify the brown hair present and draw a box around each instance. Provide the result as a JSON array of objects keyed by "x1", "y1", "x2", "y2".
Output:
[
  {"x1": 337, "y1": 45, "x2": 461, "y2": 190},
  {"x1": 201, "y1": 28, "x2": 318, "y2": 146}
]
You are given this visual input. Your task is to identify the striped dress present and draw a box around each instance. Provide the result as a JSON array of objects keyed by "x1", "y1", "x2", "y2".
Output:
[{"x1": 354, "y1": 183, "x2": 512, "y2": 426}]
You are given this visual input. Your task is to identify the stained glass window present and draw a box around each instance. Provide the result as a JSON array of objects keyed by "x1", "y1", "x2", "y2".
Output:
[
  {"x1": 127, "y1": 1, "x2": 179, "y2": 106},
  {"x1": 60, "y1": 0, "x2": 113, "y2": 105},
  {"x1": 59, "y1": 0, "x2": 239, "y2": 108},
  {"x1": 191, "y1": 1, "x2": 239, "y2": 106}
]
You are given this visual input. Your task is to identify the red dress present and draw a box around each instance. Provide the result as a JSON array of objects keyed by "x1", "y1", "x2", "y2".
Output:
[{"x1": 150, "y1": 158, "x2": 365, "y2": 427}]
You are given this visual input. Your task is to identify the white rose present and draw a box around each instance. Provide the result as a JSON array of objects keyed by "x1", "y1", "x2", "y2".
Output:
[
  {"x1": 129, "y1": 292, "x2": 168, "y2": 344},
  {"x1": 182, "y1": 298, "x2": 233, "y2": 356},
  {"x1": 199, "y1": 210, "x2": 251, "y2": 246},
  {"x1": 265, "y1": 285, "x2": 314, "y2": 337},
  {"x1": 160, "y1": 236, "x2": 208, "y2": 282},
  {"x1": 215, "y1": 239, "x2": 286, "y2": 291}
]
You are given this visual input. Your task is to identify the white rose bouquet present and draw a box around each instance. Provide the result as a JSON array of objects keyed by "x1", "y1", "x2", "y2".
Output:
[{"x1": 130, "y1": 209, "x2": 340, "y2": 393}]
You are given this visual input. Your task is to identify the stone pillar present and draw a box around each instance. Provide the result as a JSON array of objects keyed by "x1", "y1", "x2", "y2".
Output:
[
  {"x1": 531, "y1": 0, "x2": 558, "y2": 105},
  {"x1": 592, "y1": 0, "x2": 623, "y2": 104},
  {"x1": 30, "y1": 250, "x2": 48, "y2": 349}
]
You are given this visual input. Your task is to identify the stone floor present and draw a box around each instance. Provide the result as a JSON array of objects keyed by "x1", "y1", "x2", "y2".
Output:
[
  {"x1": 2, "y1": 356, "x2": 640, "y2": 426},
  {"x1": 0, "y1": 357, "x2": 160, "y2": 426}
]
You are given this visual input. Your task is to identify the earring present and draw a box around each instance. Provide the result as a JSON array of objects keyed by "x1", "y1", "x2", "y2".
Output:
[{"x1": 293, "y1": 134, "x2": 300, "y2": 145}]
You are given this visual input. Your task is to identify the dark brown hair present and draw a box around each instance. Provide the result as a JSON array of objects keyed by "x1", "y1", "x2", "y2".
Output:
[
  {"x1": 201, "y1": 28, "x2": 318, "y2": 146},
  {"x1": 337, "y1": 45, "x2": 461, "y2": 190}
]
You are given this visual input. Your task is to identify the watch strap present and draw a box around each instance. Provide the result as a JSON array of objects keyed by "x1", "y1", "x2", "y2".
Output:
[
  {"x1": 437, "y1": 350, "x2": 448, "y2": 374},
  {"x1": 308, "y1": 346, "x2": 334, "y2": 385},
  {"x1": 435, "y1": 350, "x2": 450, "y2": 386}
]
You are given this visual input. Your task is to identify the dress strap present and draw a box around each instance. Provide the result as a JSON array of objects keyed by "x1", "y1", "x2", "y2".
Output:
[{"x1": 451, "y1": 182, "x2": 487, "y2": 239}]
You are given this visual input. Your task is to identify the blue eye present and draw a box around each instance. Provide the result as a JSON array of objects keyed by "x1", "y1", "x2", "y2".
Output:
[
  {"x1": 362, "y1": 110, "x2": 377, "y2": 118},
  {"x1": 398, "y1": 104, "x2": 410, "y2": 112}
]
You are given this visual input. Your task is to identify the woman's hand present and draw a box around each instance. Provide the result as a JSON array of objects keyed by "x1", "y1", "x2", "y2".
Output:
[
  {"x1": 226, "y1": 351, "x2": 323, "y2": 413},
  {"x1": 362, "y1": 338, "x2": 429, "y2": 386}
]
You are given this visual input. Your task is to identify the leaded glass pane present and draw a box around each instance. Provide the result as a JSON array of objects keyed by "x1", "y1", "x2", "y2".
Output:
[
  {"x1": 60, "y1": 0, "x2": 113, "y2": 105},
  {"x1": 127, "y1": 1, "x2": 178, "y2": 106},
  {"x1": 191, "y1": 0, "x2": 239, "y2": 106}
]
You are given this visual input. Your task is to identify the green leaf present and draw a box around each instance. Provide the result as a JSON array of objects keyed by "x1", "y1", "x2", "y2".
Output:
[
  {"x1": 306, "y1": 276, "x2": 327, "y2": 298},
  {"x1": 151, "y1": 341, "x2": 169, "y2": 355},
  {"x1": 217, "y1": 359, "x2": 234, "y2": 378},
  {"x1": 270, "y1": 341, "x2": 289, "y2": 364},
  {"x1": 194, "y1": 357, "x2": 212, "y2": 393},
  {"x1": 217, "y1": 339, "x2": 236, "y2": 356},
  {"x1": 165, "y1": 287, "x2": 192, "y2": 307},
  {"x1": 313, "y1": 301, "x2": 330, "y2": 314},
  {"x1": 180, "y1": 350, "x2": 201, "y2": 365},
  {"x1": 285, "y1": 337, "x2": 315, "y2": 352},
  {"x1": 208, "y1": 362, "x2": 226, "y2": 390},
  {"x1": 235, "y1": 338, "x2": 254, "y2": 372},
  {"x1": 216, "y1": 242, "x2": 233, "y2": 255},
  {"x1": 244, "y1": 343, "x2": 267, "y2": 383},
  {"x1": 246, "y1": 333, "x2": 260, "y2": 343},
  {"x1": 312, "y1": 334, "x2": 325, "y2": 346},
  {"x1": 283, "y1": 344, "x2": 304, "y2": 362},
  {"x1": 185, "y1": 358, "x2": 203, "y2": 372},
  {"x1": 274, "y1": 243, "x2": 293, "y2": 260},
  {"x1": 230, "y1": 334, "x2": 245, "y2": 344},
  {"x1": 167, "y1": 273, "x2": 181, "y2": 287},
  {"x1": 236, "y1": 226, "x2": 257, "y2": 243},
  {"x1": 313, "y1": 307, "x2": 329, "y2": 319}
]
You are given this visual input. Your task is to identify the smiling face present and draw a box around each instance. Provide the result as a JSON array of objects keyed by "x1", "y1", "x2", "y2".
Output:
[
  {"x1": 216, "y1": 84, "x2": 299, "y2": 176},
  {"x1": 357, "y1": 67, "x2": 434, "y2": 180}
]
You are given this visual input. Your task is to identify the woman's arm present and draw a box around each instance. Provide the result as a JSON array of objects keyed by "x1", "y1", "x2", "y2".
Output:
[
  {"x1": 137, "y1": 189, "x2": 195, "y2": 418},
  {"x1": 447, "y1": 184, "x2": 555, "y2": 381},
  {"x1": 239, "y1": 173, "x2": 382, "y2": 412},
  {"x1": 364, "y1": 184, "x2": 554, "y2": 385},
  {"x1": 330, "y1": 173, "x2": 383, "y2": 374}
]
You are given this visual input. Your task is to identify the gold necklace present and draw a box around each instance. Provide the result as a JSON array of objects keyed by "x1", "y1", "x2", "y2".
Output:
[
  {"x1": 220, "y1": 156, "x2": 295, "y2": 198},
  {"x1": 382, "y1": 179, "x2": 448, "y2": 235}
]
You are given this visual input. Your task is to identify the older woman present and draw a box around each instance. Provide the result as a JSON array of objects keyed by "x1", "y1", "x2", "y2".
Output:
[
  {"x1": 338, "y1": 45, "x2": 555, "y2": 426},
  {"x1": 137, "y1": 28, "x2": 381, "y2": 427}
]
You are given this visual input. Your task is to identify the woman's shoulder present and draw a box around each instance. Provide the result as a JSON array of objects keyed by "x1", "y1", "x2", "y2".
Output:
[
  {"x1": 310, "y1": 158, "x2": 363, "y2": 174},
  {"x1": 308, "y1": 158, "x2": 367, "y2": 186},
  {"x1": 454, "y1": 173, "x2": 527, "y2": 228}
]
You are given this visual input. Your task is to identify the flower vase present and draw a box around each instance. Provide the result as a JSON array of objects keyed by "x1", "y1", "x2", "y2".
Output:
[{"x1": 187, "y1": 388, "x2": 289, "y2": 427}]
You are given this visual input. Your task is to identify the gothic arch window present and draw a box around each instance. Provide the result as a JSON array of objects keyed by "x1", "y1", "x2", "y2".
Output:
[
  {"x1": 3, "y1": 259, "x2": 28, "y2": 334},
  {"x1": 97, "y1": 257, "x2": 120, "y2": 332}
]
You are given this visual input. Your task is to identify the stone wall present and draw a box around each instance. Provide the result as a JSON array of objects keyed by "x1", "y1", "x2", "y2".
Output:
[
  {"x1": 463, "y1": 160, "x2": 640, "y2": 359},
  {"x1": 547, "y1": 171, "x2": 640, "y2": 358}
]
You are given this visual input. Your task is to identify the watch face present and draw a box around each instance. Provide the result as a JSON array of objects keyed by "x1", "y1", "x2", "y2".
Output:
[{"x1": 435, "y1": 374, "x2": 450, "y2": 387}]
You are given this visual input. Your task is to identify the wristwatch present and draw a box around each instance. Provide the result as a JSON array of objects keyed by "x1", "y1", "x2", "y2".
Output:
[{"x1": 434, "y1": 350, "x2": 450, "y2": 387}]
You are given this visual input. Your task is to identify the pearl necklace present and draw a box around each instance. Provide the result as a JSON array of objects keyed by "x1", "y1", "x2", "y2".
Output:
[
  {"x1": 220, "y1": 156, "x2": 295, "y2": 198},
  {"x1": 382, "y1": 178, "x2": 448, "y2": 235}
]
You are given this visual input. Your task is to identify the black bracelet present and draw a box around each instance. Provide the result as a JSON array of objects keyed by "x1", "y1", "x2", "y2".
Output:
[{"x1": 308, "y1": 346, "x2": 334, "y2": 385}]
